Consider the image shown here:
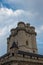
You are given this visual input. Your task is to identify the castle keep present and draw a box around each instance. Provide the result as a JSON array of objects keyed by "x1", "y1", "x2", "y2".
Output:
[{"x1": 0, "y1": 22, "x2": 43, "y2": 65}]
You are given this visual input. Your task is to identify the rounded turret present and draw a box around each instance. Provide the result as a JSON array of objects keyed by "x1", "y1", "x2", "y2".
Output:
[
  {"x1": 30, "y1": 26, "x2": 37, "y2": 35},
  {"x1": 18, "y1": 22, "x2": 25, "y2": 27},
  {"x1": 11, "y1": 28, "x2": 17, "y2": 36},
  {"x1": 30, "y1": 26, "x2": 35, "y2": 31}
]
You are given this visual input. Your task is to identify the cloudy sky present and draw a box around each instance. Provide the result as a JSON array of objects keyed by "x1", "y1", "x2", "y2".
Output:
[{"x1": 0, "y1": 0, "x2": 43, "y2": 56}]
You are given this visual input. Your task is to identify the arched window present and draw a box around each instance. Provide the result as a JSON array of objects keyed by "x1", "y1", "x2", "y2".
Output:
[{"x1": 26, "y1": 41, "x2": 28, "y2": 45}]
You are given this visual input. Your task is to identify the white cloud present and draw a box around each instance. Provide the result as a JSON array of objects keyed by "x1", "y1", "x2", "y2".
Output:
[
  {"x1": 0, "y1": 27, "x2": 7, "y2": 36},
  {"x1": 0, "y1": 7, "x2": 39, "y2": 37},
  {"x1": 40, "y1": 25, "x2": 43, "y2": 30},
  {"x1": 36, "y1": 25, "x2": 43, "y2": 34}
]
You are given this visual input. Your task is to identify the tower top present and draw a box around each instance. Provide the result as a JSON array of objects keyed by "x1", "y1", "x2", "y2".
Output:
[{"x1": 7, "y1": 21, "x2": 37, "y2": 54}]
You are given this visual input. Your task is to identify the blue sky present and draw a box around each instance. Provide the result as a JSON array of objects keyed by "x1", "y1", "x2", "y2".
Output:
[{"x1": 0, "y1": 0, "x2": 43, "y2": 56}]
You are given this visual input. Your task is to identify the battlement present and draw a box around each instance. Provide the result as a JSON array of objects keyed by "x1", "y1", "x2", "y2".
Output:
[{"x1": 10, "y1": 22, "x2": 36, "y2": 37}]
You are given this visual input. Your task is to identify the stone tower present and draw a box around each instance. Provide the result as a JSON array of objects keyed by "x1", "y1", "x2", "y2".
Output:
[
  {"x1": 0, "y1": 22, "x2": 43, "y2": 65},
  {"x1": 7, "y1": 22, "x2": 38, "y2": 54}
]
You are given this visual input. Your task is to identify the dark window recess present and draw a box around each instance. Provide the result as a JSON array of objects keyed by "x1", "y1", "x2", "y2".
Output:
[
  {"x1": 23, "y1": 54, "x2": 25, "y2": 57},
  {"x1": 26, "y1": 41, "x2": 28, "y2": 45},
  {"x1": 33, "y1": 50, "x2": 35, "y2": 53},
  {"x1": 10, "y1": 41, "x2": 18, "y2": 49},
  {"x1": 37, "y1": 57, "x2": 38, "y2": 59},
  {"x1": 12, "y1": 53, "x2": 14, "y2": 56}
]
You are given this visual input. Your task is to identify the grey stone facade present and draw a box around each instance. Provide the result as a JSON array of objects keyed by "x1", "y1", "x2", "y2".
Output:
[{"x1": 0, "y1": 22, "x2": 43, "y2": 65}]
